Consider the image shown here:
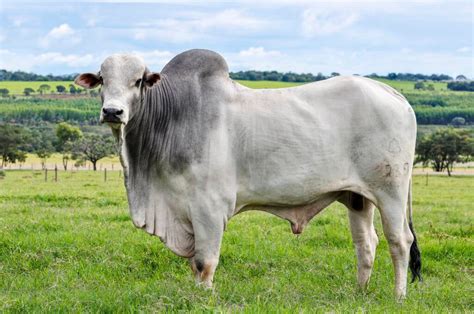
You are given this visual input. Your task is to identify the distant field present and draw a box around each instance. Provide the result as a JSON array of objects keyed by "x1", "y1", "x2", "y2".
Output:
[
  {"x1": 0, "y1": 79, "x2": 472, "y2": 125},
  {"x1": 17, "y1": 153, "x2": 121, "y2": 171},
  {"x1": 374, "y1": 78, "x2": 448, "y2": 92},
  {"x1": 0, "y1": 81, "x2": 80, "y2": 95},
  {"x1": 0, "y1": 78, "x2": 456, "y2": 93}
]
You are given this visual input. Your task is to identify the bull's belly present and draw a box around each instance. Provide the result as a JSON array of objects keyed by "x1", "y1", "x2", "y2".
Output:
[{"x1": 235, "y1": 159, "x2": 355, "y2": 207}]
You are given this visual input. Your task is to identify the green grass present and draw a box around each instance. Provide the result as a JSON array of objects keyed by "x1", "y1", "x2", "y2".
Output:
[
  {"x1": 373, "y1": 78, "x2": 448, "y2": 92},
  {"x1": 0, "y1": 171, "x2": 472, "y2": 311}
]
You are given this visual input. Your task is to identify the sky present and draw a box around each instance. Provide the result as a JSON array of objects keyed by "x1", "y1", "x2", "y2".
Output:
[{"x1": 0, "y1": 0, "x2": 472, "y2": 77}]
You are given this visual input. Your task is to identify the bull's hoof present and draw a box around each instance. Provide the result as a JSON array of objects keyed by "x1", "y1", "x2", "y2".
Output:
[{"x1": 196, "y1": 280, "x2": 213, "y2": 290}]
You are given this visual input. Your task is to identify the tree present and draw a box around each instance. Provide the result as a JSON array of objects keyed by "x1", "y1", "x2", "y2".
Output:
[
  {"x1": 36, "y1": 149, "x2": 52, "y2": 170},
  {"x1": 56, "y1": 122, "x2": 83, "y2": 170},
  {"x1": 455, "y1": 75, "x2": 467, "y2": 81},
  {"x1": 330, "y1": 72, "x2": 340, "y2": 77},
  {"x1": 414, "y1": 82, "x2": 425, "y2": 90},
  {"x1": 34, "y1": 131, "x2": 55, "y2": 170},
  {"x1": 0, "y1": 88, "x2": 9, "y2": 97},
  {"x1": 56, "y1": 85, "x2": 66, "y2": 93},
  {"x1": 23, "y1": 87, "x2": 35, "y2": 96},
  {"x1": 0, "y1": 124, "x2": 30, "y2": 167},
  {"x1": 73, "y1": 134, "x2": 115, "y2": 171},
  {"x1": 447, "y1": 81, "x2": 474, "y2": 92},
  {"x1": 69, "y1": 84, "x2": 77, "y2": 94},
  {"x1": 416, "y1": 128, "x2": 473, "y2": 176},
  {"x1": 38, "y1": 84, "x2": 51, "y2": 95}
]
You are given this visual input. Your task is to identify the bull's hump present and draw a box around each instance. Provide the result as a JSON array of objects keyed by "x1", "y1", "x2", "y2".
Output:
[{"x1": 161, "y1": 49, "x2": 229, "y2": 79}]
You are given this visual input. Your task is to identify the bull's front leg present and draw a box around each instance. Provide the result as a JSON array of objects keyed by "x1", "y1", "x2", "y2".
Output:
[{"x1": 188, "y1": 210, "x2": 226, "y2": 288}]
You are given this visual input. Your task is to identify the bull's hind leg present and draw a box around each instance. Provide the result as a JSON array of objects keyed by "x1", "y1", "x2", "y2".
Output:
[
  {"x1": 340, "y1": 193, "x2": 379, "y2": 290},
  {"x1": 377, "y1": 191, "x2": 414, "y2": 300}
]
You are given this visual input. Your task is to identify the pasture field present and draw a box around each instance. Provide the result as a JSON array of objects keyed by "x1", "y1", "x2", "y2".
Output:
[
  {"x1": 0, "y1": 78, "x2": 449, "y2": 93},
  {"x1": 0, "y1": 81, "x2": 79, "y2": 95},
  {"x1": 1, "y1": 79, "x2": 472, "y2": 125},
  {"x1": 373, "y1": 78, "x2": 447, "y2": 92},
  {"x1": 0, "y1": 170, "x2": 472, "y2": 312}
]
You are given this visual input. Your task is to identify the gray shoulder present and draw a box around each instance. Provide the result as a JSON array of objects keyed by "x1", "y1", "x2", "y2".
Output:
[{"x1": 162, "y1": 49, "x2": 229, "y2": 78}]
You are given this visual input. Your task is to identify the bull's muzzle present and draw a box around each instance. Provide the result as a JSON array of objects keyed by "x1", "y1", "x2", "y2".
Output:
[{"x1": 102, "y1": 107, "x2": 124, "y2": 123}]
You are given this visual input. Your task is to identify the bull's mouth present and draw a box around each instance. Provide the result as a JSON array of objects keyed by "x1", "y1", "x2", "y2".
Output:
[
  {"x1": 101, "y1": 116, "x2": 124, "y2": 124},
  {"x1": 101, "y1": 118, "x2": 125, "y2": 130}
]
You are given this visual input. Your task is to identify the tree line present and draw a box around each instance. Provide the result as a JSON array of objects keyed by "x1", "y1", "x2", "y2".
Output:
[
  {"x1": 447, "y1": 81, "x2": 474, "y2": 92},
  {"x1": 0, "y1": 84, "x2": 98, "y2": 97},
  {"x1": 3, "y1": 68, "x2": 469, "y2": 83},
  {"x1": 230, "y1": 70, "x2": 332, "y2": 82},
  {"x1": 0, "y1": 122, "x2": 115, "y2": 171},
  {"x1": 1, "y1": 122, "x2": 472, "y2": 176},
  {"x1": 368, "y1": 72, "x2": 454, "y2": 81},
  {"x1": 0, "y1": 69, "x2": 77, "y2": 81}
]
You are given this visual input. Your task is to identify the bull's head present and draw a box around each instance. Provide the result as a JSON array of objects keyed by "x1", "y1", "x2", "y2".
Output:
[{"x1": 75, "y1": 54, "x2": 161, "y2": 128}]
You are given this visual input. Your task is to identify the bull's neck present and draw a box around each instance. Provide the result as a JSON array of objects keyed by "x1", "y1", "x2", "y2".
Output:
[{"x1": 121, "y1": 75, "x2": 196, "y2": 180}]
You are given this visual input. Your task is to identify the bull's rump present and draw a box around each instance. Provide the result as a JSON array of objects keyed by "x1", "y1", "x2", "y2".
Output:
[{"x1": 230, "y1": 76, "x2": 417, "y2": 205}]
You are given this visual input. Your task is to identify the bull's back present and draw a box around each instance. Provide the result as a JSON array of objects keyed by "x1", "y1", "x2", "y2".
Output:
[{"x1": 229, "y1": 76, "x2": 416, "y2": 204}]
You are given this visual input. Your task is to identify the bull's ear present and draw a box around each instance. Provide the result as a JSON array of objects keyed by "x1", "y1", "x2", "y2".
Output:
[
  {"x1": 75, "y1": 73, "x2": 101, "y2": 89},
  {"x1": 145, "y1": 72, "x2": 161, "y2": 88}
]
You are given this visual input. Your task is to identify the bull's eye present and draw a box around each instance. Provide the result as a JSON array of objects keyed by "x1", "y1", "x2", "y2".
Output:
[{"x1": 135, "y1": 79, "x2": 142, "y2": 88}]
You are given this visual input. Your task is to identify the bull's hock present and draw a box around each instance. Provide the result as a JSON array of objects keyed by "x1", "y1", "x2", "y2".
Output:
[{"x1": 75, "y1": 49, "x2": 421, "y2": 299}]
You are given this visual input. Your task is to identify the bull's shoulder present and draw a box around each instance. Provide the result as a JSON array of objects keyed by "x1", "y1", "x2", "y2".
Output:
[{"x1": 162, "y1": 49, "x2": 229, "y2": 79}]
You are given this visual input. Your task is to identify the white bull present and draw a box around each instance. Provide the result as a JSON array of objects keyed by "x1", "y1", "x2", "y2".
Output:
[{"x1": 75, "y1": 49, "x2": 421, "y2": 299}]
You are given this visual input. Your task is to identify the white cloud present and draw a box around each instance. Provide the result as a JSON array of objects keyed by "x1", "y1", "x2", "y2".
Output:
[
  {"x1": 35, "y1": 52, "x2": 95, "y2": 67},
  {"x1": 239, "y1": 47, "x2": 282, "y2": 58},
  {"x1": 457, "y1": 47, "x2": 471, "y2": 53},
  {"x1": 226, "y1": 47, "x2": 284, "y2": 71},
  {"x1": 39, "y1": 24, "x2": 81, "y2": 48},
  {"x1": 11, "y1": 16, "x2": 27, "y2": 27},
  {"x1": 48, "y1": 24, "x2": 75, "y2": 39},
  {"x1": 131, "y1": 50, "x2": 174, "y2": 68},
  {"x1": 301, "y1": 9, "x2": 359, "y2": 37},
  {"x1": 86, "y1": 18, "x2": 97, "y2": 27},
  {"x1": 0, "y1": 49, "x2": 97, "y2": 71},
  {"x1": 133, "y1": 9, "x2": 267, "y2": 43}
]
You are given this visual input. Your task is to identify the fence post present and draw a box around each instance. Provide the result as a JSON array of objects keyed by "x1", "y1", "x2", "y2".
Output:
[
  {"x1": 44, "y1": 168, "x2": 48, "y2": 182},
  {"x1": 104, "y1": 168, "x2": 107, "y2": 182},
  {"x1": 425, "y1": 173, "x2": 428, "y2": 186},
  {"x1": 54, "y1": 165, "x2": 58, "y2": 182}
]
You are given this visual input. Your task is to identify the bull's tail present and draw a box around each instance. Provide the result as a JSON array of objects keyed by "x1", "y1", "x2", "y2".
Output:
[{"x1": 408, "y1": 179, "x2": 422, "y2": 283}]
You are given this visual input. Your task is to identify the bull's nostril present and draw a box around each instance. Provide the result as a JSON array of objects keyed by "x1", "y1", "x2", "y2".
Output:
[
  {"x1": 102, "y1": 108, "x2": 108, "y2": 114},
  {"x1": 116, "y1": 109, "x2": 124, "y2": 115}
]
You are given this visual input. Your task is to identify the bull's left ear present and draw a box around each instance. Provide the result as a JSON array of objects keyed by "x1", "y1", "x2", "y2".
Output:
[
  {"x1": 145, "y1": 72, "x2": 161, "y2": 88},
  {"x1": 75, "y1": 73, "x2": 101, "y2": 89}
]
